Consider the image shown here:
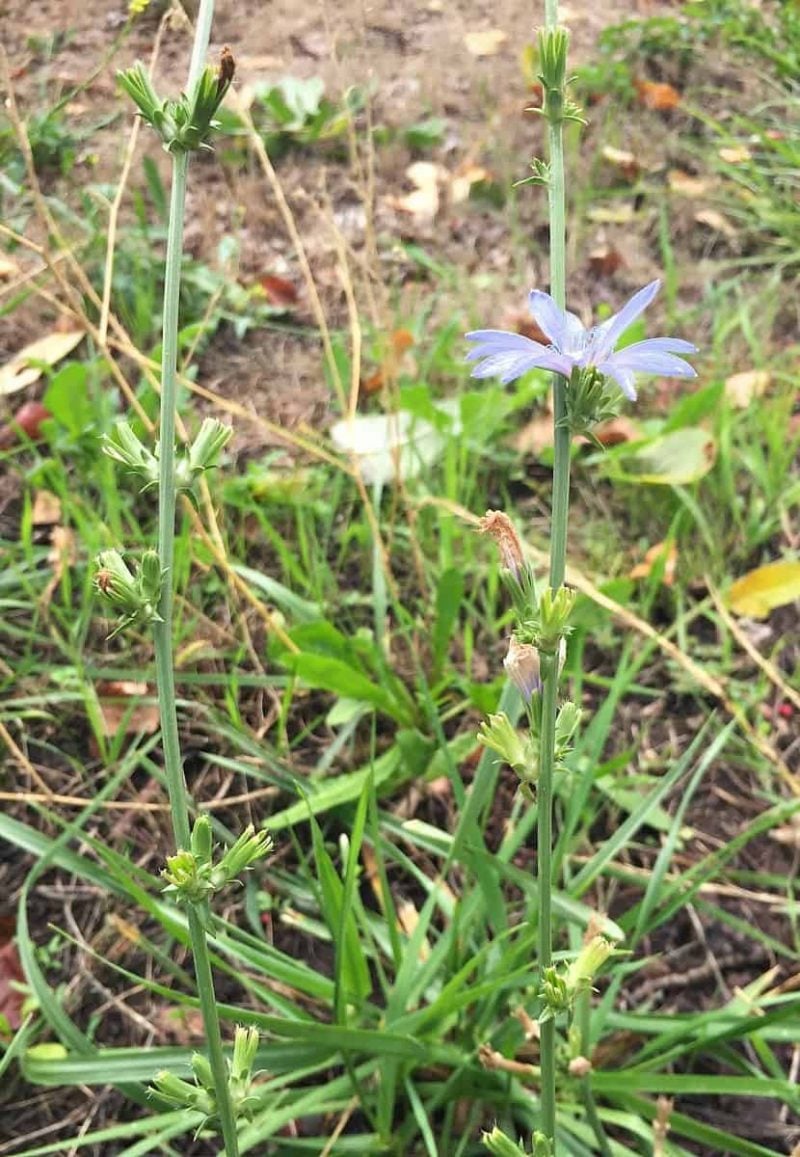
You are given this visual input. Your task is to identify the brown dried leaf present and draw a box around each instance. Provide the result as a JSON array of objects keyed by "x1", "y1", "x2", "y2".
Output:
[
  {"x1": 635, "y1": 78, "x2": 680, "y2": 110},
  {"x1": 667, "y1": 169, "x2": 710, "y2": 198},
  {"x1": 31, "y1": 490, "x2": 61, "y2": 526},
  {"x1": 260, "y1": 274, "x2": 299, "y2": 308},
  {"x1": 362, "y1": 329, "x2": 416, "y2": 394},
  {"x1": 42, "y1": 526, "x2": 76, "y2": 605},
  {"x1": 590, "y1": 416, "x2": 641, "y2": 446},
  {"x1": 587, "y1": 244, "x2": 624, "y2": 277},
  {"x1": 629, "y1": 540, "x2": 678, "y2": 585},
  {"x1": 98, "y1": 681, "x2": 160, "y2": 739},
  {"x1": 600, "y1": 145, "x2": 642, "y2": 182},
  {"x1": 0, "y1": 928, "x2": 25, "y2": 1033}
]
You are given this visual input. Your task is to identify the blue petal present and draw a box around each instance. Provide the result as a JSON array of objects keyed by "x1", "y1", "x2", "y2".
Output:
[
  {"x1": 587, "y1": 280, "x2": 662, "y2": 364},
  {"x1": 618, "y1": 337, "x2": 697, "y2": 357},
  {"x1": 607, "y1": 348, "x2": 697, "y2": 378},
  {"x1": 527, "y1": 291, "x2": 585, "y2": 353},
  {"x1": 465, "y1": 330, "x2": 572, "y2": 382},
  {"x1": 602, "y1": 364, "x2": 638, "y2": 401}
]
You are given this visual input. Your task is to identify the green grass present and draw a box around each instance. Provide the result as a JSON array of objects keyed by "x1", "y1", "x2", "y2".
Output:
[{"x1": 1, "y1": 0, "x2": 799, "y2": 1153}]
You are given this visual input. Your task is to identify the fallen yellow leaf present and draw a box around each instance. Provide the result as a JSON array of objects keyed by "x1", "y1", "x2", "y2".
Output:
[
  {"x1": 464, "y1": 29, "x2": 508, "y2": 57},
  {"x1": 718, "y1": 145, "x2": 752, "y2": 164},
  {"x1": 727, "y1": 561, "x2": 800, "y2": 618},
  {"x1": 724, "y1": 369, "x2": 771, "y2": 409},
  {"x1": 0, "y1": 329, "x2": 84, "y2": 397}
]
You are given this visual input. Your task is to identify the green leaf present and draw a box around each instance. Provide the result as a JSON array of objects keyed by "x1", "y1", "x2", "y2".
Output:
[
  {"x1": 431, "y1": 567, "x2": 464, "y2": 679},
  {"x1": 309, "y1": 809, "x2": 371, "y2": 1006},
  {"x1": 290, "y1": 652, "x2": 411, "y2": 723},
  {"x1": 42, "y1": 362, "x2": 93, "y2": 437}
]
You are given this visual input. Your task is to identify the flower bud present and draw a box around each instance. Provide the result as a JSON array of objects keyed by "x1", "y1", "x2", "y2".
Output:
[
  {"x1": 565, "y1": 935, "x2": 614, "y2": 994},
  {"x1": 477, "y1": 712, "x2": 532, "y2": 778},
  {"x1": 94, "y1": 550, "x2": 142, "y2": 612},
  {"x1": 213, "y1": 824, "x2": 273, "y2": 889},
  {"x1": 191, "y1": 1052, "x2": 215, "y2": 1092},
  {"x1": 190, "y1": 815, "x2": 214, "y2": 865},
  {"x1": 101, "y1": 422, "x2": 159, "y2": 487},
  {"x1": 231, "y1": 1025, "x2": 260, "y2": 1083},
  {"x1": 482, "y1": 1126, "x2": 528, "y2": 1157},
  {"x1": 504, "y1": 637, "x2": 541, "y2": 702}
]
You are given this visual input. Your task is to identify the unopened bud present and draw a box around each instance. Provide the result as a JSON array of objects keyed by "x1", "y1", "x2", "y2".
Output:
[
  {"x1": 566, "y1": 935, "x2": 614, "y2": 993},
  {"x1": 481, "y1": 1126, "x2": 528, "y2": 1157},
  {"x1": 569, "y1": 1055, "x2": 593, "y2": 1078},
  {"x1": 504, "y1": 637, "x2": 541, "y2": 701},
  {"x1": 477, "y1": 712, "x2": 532, "y2": 778}
]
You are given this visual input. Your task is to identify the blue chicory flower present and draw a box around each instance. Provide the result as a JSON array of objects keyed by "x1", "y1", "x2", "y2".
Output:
[{"x1": 466, "y1": 280, "x2": 697, "y2": 400}]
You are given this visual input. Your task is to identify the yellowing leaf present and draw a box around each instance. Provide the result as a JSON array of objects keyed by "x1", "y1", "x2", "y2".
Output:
[
  {"x1": 464, "y1": 29, "x2": 508, "y2": 57},
  {"x1": 727, "y1": 561, "x2": 800, "y2": 618},
  {"x1": 724, "y1": 369, "x2": 771, "y2": 409},
  {"x1": 613, "y1": 429, "x2": 717, "y2": 485},
  {"x1": 0, "y1": 330, "x2": 84, "y2": 397}
]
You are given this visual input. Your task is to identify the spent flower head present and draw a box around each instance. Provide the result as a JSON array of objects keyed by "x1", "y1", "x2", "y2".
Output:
[{"x1": 466, "y1": 280, "x2": 696, "y2": 401}]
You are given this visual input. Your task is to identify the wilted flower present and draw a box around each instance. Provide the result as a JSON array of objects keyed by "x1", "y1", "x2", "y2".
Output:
[
  {"x1": 478, "y1": 510, "x2": 525, "y2": 581},
  {"x1": 466, "y1": 280, "x2": 696, "y2": 400}
]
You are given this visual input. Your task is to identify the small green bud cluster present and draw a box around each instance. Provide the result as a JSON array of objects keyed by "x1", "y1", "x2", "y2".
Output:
[
  {"x1": 102, "y1": 419, "x2": 232, "y2": 499},
  {"x1": 152, "y1": 1025, "x2": 262, "y2": 1130},
  {"x1": 162, "y1": 816, "x2": 273, "y2": 915},
  {"x1": 117, "y1": 48, "x2": 235, "y2": 154},
  {"x1": 537, "y1": 28, "x2": 585, "y2": 127},
  {"x1": 538, "y1": 935, "x2": 615, "y2": 1023},
  {"x1": 94, "y1": 549, "x2": 164, "y2": 638}
]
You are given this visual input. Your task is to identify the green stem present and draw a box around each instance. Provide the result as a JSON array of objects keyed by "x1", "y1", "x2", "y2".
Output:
[
  {"x1": 155, "y1": 148, "x2": 190, "y2": 852},
  {"x1": 536, "y1": 1, "x2": 571, "y2": 1150},
  {"x1": 537, "y1": 654, "x2": 557, "y2": 1143},
  {"x1": 188, "y1": 907, "x2": 241, "y2": 1151},
  {"x1": 151, "y1": 3, "x2": 239, "y2": 1153}
]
